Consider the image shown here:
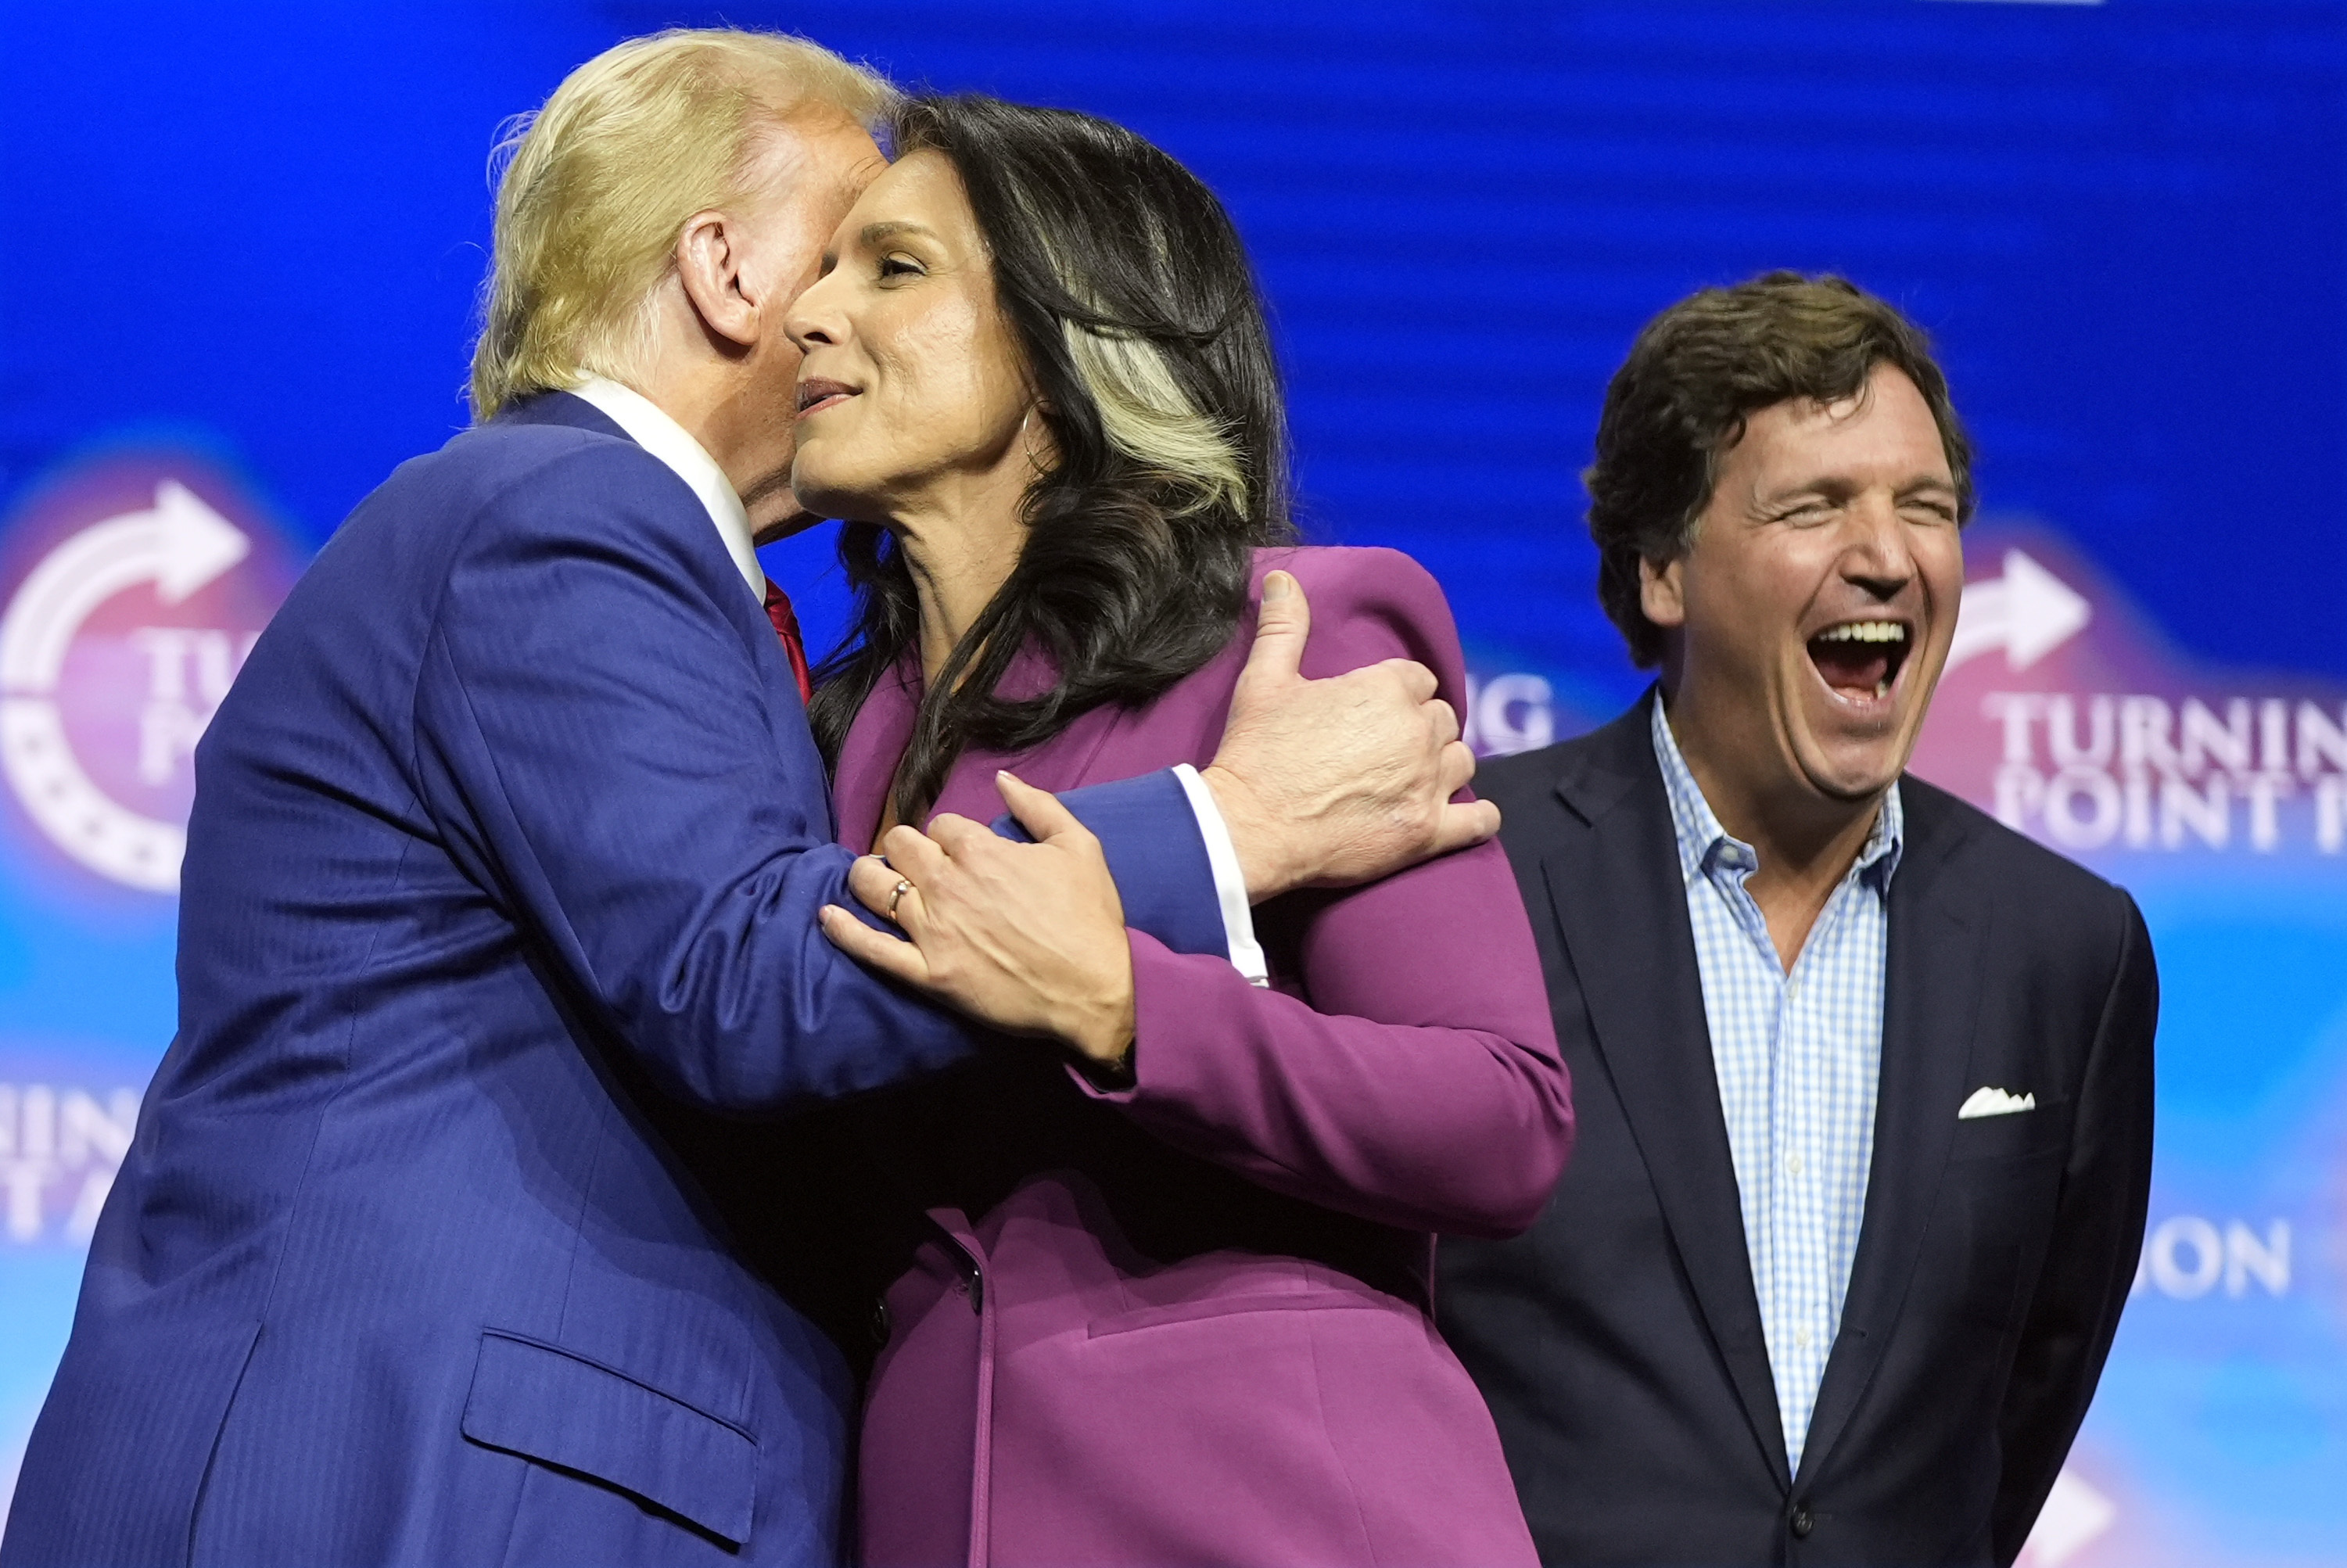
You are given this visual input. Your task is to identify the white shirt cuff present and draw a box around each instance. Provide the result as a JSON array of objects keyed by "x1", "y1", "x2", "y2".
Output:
[{"x1": 1171, "y1": 763, "x2": 1269, "y2": 987}]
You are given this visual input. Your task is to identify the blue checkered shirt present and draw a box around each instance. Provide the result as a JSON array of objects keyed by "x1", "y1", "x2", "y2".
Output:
[{"x1": 1649, "y1": 698, "x2": 1903, "y2": 1476}]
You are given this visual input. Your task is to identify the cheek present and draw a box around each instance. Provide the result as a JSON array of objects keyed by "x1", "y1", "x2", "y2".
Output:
[
  {"x1": 1920, "y1": 533, "x2": 1967, "y2": 625},
  {"x1": 881, "y1": 307, "x2": 993, "y2": 434},
  {"x1": 942, "y1": 309, "x2": 1032, "y2": 443},
  {"x1": 1685, "y1": 544, "x2": 1809, "y2": 656}
]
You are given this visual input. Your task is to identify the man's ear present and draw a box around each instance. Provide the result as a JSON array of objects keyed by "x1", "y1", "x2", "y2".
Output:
[
  {"x1": 1639, "y1": 553, "x2": 1688, "y2": 631},
  {"x1": 675, "y1": 210, "x2": 759, "y2": 352}
]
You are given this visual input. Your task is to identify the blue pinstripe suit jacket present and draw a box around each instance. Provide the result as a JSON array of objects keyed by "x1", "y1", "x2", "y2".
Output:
[{"x1": 2, "y1": 393, "x2": 1223, "y2": 1568}]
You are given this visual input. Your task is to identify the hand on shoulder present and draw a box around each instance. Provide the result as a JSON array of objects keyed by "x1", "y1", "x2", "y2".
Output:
[{"x1": 1202, "y1": 565, "x2": 1498, "y2": 900}]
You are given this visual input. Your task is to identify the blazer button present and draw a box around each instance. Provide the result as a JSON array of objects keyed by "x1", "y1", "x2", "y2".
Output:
[
  {"x1": 1790, "y1": 1505, "x2": 1814, "y2": 1538},
  {"x1": 870, "y1": 1297, "x2": 892, "y2": 1345}
]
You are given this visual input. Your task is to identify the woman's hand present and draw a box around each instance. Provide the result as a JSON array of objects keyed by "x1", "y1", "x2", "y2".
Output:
[{"x1": 818, "y1": 773, "x2": 1138, "y2": 1067}]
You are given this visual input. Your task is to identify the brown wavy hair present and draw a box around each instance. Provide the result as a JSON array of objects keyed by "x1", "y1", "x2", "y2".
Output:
[
  {"x1": 806, "y1": 95, "x2": 1295, "y2": 817},
  {"x1": 1585, "y1": 271, "x2": 1975, "y2": 668}
]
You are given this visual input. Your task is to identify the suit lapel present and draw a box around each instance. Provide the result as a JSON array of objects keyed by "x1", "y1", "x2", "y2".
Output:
[
  {"x1": 1793, "y1": 781, "x2": 1988, "y2": 1487},
  {"x1": 929, "y1": 649, "x2": 1124, "y2": 822},
  {"x1": 830, "y1": 647, "x2": 1127, "y2": 848},
  {"x1": 832, "y1": 662, "x2": 919, "y2": 852},
  {"x1": 1539, "y1": 701, "x2": 1792, "y2": 1485}
]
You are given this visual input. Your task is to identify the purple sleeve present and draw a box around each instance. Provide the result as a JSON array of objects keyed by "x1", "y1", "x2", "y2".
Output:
[{"x1": 1080, "y1": 548, "x2": 1574, "y2": 1238}]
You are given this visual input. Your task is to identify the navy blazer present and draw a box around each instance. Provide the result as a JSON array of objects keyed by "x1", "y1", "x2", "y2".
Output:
[
  {"x1": 1439, "y1": 696, "x2": 2156, "y2": 1568},
  {"x1": 2, "y1": 394, "x2": 1225, "y2": 1568}
]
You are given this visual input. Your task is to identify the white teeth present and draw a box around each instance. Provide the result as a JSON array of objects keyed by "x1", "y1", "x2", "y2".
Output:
[
  {"x1": 1814, "y1": 620, "x2": 1907, "y2": 644},
  {"x1": 1875, "y1": 679, "x2": 1890, "y2": 698}
]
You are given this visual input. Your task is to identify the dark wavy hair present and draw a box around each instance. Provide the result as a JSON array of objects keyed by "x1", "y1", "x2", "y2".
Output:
[
  {"x1": 1585, "y1": 271, "x2": 1975, "y2": 668},
  {"x1": 806, "y1": 95, "x2": 1294, "y2": 815}
]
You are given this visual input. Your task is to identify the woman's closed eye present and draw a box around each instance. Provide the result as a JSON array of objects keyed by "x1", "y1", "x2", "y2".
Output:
[{"x1": 878, "y1": 253, "x2": 928, "y2": 282}]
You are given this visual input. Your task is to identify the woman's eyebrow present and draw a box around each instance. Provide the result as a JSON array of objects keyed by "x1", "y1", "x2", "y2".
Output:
[{"x1": 859, "y1": 220, "x2": 940, "y2": 247}]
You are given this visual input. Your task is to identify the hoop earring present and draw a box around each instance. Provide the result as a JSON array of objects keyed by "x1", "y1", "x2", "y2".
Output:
[{"x1": 1020, "y1": 408, "x2": 1049, "y2": 477}]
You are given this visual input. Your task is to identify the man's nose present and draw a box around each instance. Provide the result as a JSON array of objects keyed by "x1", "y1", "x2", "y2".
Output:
[{"x1": 1843, "y1": 493, "x2": 1917, "y2": 598}]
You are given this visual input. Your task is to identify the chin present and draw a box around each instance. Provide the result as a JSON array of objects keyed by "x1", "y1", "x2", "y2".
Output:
[
  {"x1": 1799, "y1": 739, "x2": 1911, "y2": 804},
  {"x1": 787, "y1": 471, "x2": 861, "y2": 525}
]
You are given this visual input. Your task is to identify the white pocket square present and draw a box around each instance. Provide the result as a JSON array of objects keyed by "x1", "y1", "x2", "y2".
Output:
[{"x1": 1958, "y1": 1086, "x2": 2036, "y2": 1119}]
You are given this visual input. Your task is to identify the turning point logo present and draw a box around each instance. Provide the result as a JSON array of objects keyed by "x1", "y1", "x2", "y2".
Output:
[{"x1": 0, "y1": 454, "x2": 297, "y2": 895}]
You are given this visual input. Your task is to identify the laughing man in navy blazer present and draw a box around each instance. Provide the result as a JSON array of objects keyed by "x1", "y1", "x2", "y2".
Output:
[
  {"x1": 1, "y1": 32, "x2": 1497, "y2": 1568},
  {"x1": 1441, "y1": 274, "x2": 2157, "y2": 1567}
]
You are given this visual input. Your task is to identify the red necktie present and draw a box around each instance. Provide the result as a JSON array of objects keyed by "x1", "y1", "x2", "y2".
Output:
[{"x1": 763, "y1": 579, "x2": 813, "y2": 705}]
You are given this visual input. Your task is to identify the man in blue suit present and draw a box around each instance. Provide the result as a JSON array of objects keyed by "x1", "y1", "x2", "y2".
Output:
[{"x1": 2, "y1": 31, "x2": 1491, "y2": 1568}]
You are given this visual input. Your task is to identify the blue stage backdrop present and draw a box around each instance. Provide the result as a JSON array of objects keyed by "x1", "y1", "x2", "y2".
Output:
[{"x1": 3, "y1": 4, "x2": 2344, "y2": 1563}]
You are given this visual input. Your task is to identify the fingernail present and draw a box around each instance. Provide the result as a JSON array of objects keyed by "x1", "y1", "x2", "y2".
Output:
[{"x1": 1262, "y1": 571, "x2": 1292, "y2": 602}]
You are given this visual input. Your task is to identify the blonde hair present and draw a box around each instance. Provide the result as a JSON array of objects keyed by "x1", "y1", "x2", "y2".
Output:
[
  {"x1": 469, "y1": 29, "x2": 896, "y2": 420},
  {"x1": 1064, "y1": 318, "x2": 1248, "y2": 520}
]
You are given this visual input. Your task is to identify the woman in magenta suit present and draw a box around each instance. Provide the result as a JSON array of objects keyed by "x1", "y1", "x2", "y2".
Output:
[{"x1": 784, "y1": 95, "x2": 1572, "y2": 1568}]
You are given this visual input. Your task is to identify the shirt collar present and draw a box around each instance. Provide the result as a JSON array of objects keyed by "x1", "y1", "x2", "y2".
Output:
[
  {"x1": 567, "y1": 374, "x2": 763, "y2": 600},
  {"x1": 1647, "y1": 689, "x2": 1904, "y2": 892}
]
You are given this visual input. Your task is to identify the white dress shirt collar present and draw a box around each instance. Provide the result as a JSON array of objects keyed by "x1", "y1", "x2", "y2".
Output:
[
  {"x1": 567, "y1": 375, "x2": 763, "y2": 600},
  {"x1": 1648, "y1": 690, "x2": 1904, "y2": 893}
]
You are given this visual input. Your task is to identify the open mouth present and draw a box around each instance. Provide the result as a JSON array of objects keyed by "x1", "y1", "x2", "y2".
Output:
[
  {"x1": 1806, "y1": 619, "x2": 1911, "y2": 702},
  {"x1": 795, "y1": 379, "x2": 856, "y2": 418}
]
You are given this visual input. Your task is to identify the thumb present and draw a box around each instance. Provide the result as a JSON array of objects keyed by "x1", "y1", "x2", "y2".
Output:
[
  {"x1": 1426, "y1": 797, "x2": 1503, "y2": 858},
  {"x1": 996, "y1": 770, "x2": 1091, "y2": 847},
  {"x1": 1237, "y1": 570, "x2": 1309, "y2": 691}
]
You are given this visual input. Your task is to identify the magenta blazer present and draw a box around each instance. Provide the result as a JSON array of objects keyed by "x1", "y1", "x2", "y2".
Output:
[{"x1": 834, "y1": 547, "x2": 1572, "y2": 1568}]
